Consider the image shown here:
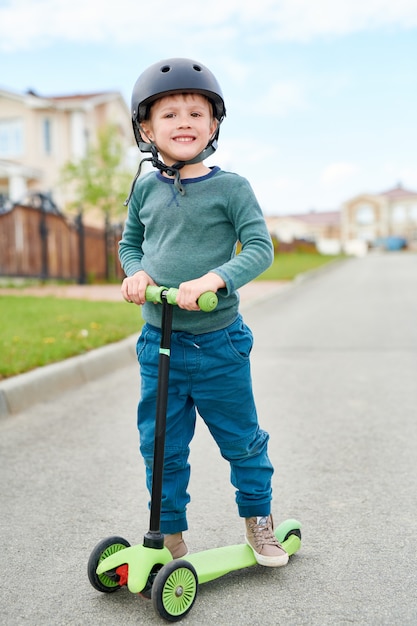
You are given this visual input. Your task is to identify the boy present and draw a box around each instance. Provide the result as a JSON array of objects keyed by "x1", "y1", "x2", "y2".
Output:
[{"x1": 119, "y1": 58, "x2": 288, "y2": 567}]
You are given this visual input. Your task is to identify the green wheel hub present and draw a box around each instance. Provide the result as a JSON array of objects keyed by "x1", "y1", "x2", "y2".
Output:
[
  {"x1": 87, "y1": 536, "x2": 130, "y2": 593},
  {"x1": 162, "y1": 567, "x2": 196, "y2": 615},
  {"x1": 97, "y1": 542, "x2": 128, "y2": 588},
  {"x1": 152, "y1": 560, "x2": 198, "y2": 621}
]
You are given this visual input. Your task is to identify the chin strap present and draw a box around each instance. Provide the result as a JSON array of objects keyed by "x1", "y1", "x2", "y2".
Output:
[
  {"x1": 123, "y1": 149, "x2": 186, "y2": 206},
  {"x1": 123, "y1": 155, "x2": 154, "y2": 206},
  {"x1": 124, "y1": 125, "x2": 220, "y2": 205}
]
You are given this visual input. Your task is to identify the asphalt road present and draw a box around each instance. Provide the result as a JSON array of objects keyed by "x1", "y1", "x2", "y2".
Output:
[{"x1": 1, "y1": 252, "x2": 416, "y2": 625}]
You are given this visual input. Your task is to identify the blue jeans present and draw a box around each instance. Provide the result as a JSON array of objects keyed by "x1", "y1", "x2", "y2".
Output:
[{"x1": 136, "y1": 314, "x2": 274, "y2": 534}]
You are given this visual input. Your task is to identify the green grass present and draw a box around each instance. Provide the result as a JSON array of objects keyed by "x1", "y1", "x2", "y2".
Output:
[
  {"x1": 0, "y1": 296, "x2": 143, "y2": 379},
  {"x1": 256, "y1": 252, "x2": 341, "y2": 281}
]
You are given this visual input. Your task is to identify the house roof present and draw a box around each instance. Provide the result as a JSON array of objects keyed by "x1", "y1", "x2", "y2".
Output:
[
  {"x1": 379, "y1": 183, "x2": 417, "y2": 200},
  {"x1": 0, "y1": 87, "x2": 128, "y2": 113},
  {"x1": 48, "y1": 92, "x2": 112, "y2": 101},
  {"x1": 281, "y1": 210, "x2": 341, "y2": 226}
]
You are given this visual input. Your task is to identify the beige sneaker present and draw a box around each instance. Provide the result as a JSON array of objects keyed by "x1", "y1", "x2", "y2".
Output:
[
  {"x1": 164, "y1": 532, "x2": 188, "y2": 559},
  {"x1": 245, "y1": 515, "x2": 289, "y2": 567}
]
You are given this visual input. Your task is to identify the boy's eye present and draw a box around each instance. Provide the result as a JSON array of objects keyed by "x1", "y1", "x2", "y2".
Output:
[{"x1": 163, "y1": 111, "x2": 203, "y2": 119}]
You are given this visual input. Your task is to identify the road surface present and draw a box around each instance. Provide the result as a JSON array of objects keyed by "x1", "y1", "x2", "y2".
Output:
[{"x1": 1, "y1": 252, "x2": 416, "y2": 625}]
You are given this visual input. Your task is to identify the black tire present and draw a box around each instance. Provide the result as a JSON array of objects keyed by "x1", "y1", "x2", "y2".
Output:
[
  {"x1": 152, "y1": 560, "x2": 198, "y2": 622},
  {"x1": 87, "y1": 535, "x2": 131, "y2": 593},
  {"x1": 140, "y1": 564, "x2": 163, "y2": 600},
  {"x1": 283, "y1": 528, "x2": 302, "y2": 542}
]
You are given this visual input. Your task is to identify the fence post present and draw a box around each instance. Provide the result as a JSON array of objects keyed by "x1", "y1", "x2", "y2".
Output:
[
  {"x1": 112, "y1": 223, "x2": 123, "y2": 280},
  {"x1": 39, "y1": 206, "x2": 48, "y2": 279},
  {"x1": 76, "y1": 209, "x2": 86, "y2": 284},
  {"x1": 103, "y1": 215, "x2": 108, "y2": 281}
]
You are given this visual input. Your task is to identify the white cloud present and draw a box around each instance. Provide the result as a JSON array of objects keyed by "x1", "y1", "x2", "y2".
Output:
[
  {"x1": 1, "y1": 0, "x2": 417, "y2": 51},
  {"x1": 267, "y1": 0, "x2": 417, "y2": 41},
  {"x1": 320, "y1": 162, "x2": 358, "y2": 186}
]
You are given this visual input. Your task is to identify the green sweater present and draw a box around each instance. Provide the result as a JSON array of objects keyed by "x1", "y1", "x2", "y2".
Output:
[{"x1": 118, "y1": 166, "x2": 274, "y2": 333}]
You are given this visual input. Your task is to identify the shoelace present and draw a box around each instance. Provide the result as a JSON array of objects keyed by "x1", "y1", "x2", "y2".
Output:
[{"x1": 249, "y1": 519, "x2": 280, "y2": 547}]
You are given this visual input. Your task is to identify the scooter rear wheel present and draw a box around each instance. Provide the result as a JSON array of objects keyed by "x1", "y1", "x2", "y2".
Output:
[
  {"x1": 152, "y1": 559, "x2": 198, "y2": 622},
  {"x1": 87, "y1": 535, "x2": 131, "y2": 593}
]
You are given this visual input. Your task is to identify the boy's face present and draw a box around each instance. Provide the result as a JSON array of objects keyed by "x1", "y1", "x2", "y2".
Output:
[{"x1": 141, "y1": 93, "x2": 217, "y2": 167}]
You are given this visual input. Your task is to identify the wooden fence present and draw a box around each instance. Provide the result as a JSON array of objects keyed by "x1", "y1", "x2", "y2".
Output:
[{"x1": 0, "y1": 204, "x2": 124, "y2": 282}]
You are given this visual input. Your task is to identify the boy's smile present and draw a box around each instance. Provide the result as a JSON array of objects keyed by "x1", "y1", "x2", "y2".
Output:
[{"x1": 141, "y1": 93, "x2": 217, "y2": 174}]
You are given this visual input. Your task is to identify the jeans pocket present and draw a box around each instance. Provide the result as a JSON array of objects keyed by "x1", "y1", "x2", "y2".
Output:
[
  {"x1": 224, "y1": 319, "x2": 253, "y2": 361},
  {"x1": 136, "y1": 331, "x2": 146, "y2": 363},
  {"x1": 136, "y1": 325, "x2": 159, "y2": 364}
]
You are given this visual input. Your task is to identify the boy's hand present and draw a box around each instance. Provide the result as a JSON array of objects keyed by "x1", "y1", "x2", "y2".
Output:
[
  {"x1": 121, "y1": 270, "x2": 156, "y2": 305},
  {"x1": 177, "y1": 272, "x2": 225, "y2": 310}
]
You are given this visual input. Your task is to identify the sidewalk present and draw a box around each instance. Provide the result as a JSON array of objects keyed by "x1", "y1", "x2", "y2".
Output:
[
  {"x1": 0, "y1": 281, "x2": 289, "y2": 418},
  {"x1": 0, "y1": 280, "x2": 287, "y2": 305}
]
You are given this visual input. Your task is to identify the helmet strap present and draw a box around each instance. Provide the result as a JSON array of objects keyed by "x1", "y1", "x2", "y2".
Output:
[{"x1": 123, "y1": 155, "x2": 153, "y2": 206}]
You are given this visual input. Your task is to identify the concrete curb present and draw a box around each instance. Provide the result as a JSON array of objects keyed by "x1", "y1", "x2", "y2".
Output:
[{"x1": 0, "y1": 335, "x2": 138, "y2": 419}]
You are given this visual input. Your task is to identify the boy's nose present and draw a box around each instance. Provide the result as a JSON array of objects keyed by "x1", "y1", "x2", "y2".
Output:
[{"x1": 177, "y1": 114, "x2": 191, "y2": 127}]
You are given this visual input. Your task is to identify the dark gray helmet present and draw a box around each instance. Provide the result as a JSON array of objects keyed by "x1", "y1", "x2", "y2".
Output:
[
  {"x1": 132, "y1": 57, "x2": 225, "y2": 122},
  {"x1": 131, "y1": 57, "x2": 226, "y2": 149}
]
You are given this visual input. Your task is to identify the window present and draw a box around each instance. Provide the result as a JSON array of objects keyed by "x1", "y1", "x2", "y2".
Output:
[
  {"x1": 392, "y1": 204, "x2": 406, "y2": 224},
  {"x1": 0, "y1": 118, "x2": 23, "y2": 157},
  {"x1": 410, "y1": 204, "x2": 417, "y2": 223},
  {"x1": 356, "y1": 203, "x2": 375, "y2": 225},
  {"x1": 42, "y1": 118, "x2": 52, "y2": 155}
]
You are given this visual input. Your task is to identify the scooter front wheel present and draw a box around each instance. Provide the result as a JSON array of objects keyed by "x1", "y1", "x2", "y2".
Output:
[
  {"x1": 87, "y1": 535, "x2": 131, "y2": 593},
  {"x1": 152, "y1": 559, "x2": 198, "y2": 622}
]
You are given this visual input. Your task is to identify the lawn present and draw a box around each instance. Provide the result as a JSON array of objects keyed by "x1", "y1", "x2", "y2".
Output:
[
  {"x1": 0, "y1": 252, "x2": 341, "y2": 379},
  {"x1": 0, "y1": 296, "x2": 142, "y2": 379},
  {"x1": 256, "y1": 252, "x2": 341, "y2": 281}
]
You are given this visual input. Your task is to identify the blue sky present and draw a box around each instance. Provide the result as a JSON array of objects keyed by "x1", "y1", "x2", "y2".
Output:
[{"x1": 1, "y1": 0, "x2": 417, "y2": 215}]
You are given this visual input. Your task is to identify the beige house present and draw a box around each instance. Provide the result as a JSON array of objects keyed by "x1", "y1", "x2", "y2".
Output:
[
  {"x1": 341, "y1": 183, "x2": 417, "y2": 248},
  {"x1": 267, "y1": 211, "x2": 341, "y2": 241},
  {"x1": 266, "y1": 210, "x2": 342, "y2": 254},
  {"x1": 0, "y1": 88, "x2": 134, "y2": 210},
  {"x1": 267, "y1": 184, "x2": 417, "y2": 256}
]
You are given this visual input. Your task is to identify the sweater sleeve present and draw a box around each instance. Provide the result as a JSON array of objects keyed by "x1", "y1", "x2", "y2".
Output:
[
  {"x1": 118, "y1": 192, "x2": 145, "y2": 277},
  {"x1": 211, "y1": 175, "x2": 274, "y2": 294}
]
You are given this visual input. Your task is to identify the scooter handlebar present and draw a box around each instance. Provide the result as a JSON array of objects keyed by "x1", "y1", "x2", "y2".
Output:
[{"x1": 145, "y1": 285, "x2": 218, "y2": 312}]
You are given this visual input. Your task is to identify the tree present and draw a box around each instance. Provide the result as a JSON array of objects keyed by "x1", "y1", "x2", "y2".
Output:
[
  {"x1": 61, "y1": 124, "x2": 135, "y2": 280},
  {"x1": 61, "y1": 123, "x2": 133, "y2": 223}
]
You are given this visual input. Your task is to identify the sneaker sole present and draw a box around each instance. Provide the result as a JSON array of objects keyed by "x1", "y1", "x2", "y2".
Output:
[
  {"x1": 171, "y1": 550, "x2": 189, "y2": 560},
  {"x1": 245, "y1": 538, "x2": 289, "y2": 567}
]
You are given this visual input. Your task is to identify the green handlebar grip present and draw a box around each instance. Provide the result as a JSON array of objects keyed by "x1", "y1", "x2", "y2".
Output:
[
  {"x1": 144, "y1": 285, "x2": 166, "y2": 304},
  {"x1": 197, "y1": 291, "x2": 218, "y2": 312},
  {"x1": 145, "y1": 286, "x2": 218, "y2": 312}
]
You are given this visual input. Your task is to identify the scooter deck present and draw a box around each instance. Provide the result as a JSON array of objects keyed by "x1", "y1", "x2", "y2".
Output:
[
  {"x1": 96, "y1": 518, "x2": 301, "y2": 593},
  {"x1": 187, "y1": 531, "x2": 301, "y2": 584}
]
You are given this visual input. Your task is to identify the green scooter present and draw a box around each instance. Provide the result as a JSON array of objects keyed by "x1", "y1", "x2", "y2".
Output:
[{"x1": 87, "y1": 286, "x2": 301, "y2": 622}]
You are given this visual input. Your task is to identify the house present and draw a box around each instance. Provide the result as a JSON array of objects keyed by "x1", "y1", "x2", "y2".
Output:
[
  {"x1": 341, "y1": 183, "x2": 417, "y2": 249},
  {"x1": 266, "y1": 183, "x2": 417, "y2": 257},
  {"x1": 266, "y1": 215, "x2": 310, "y2": 244},
  {"x1": 266, "y1": 210, "x2": 342, "y2": 254},
  {"x1": 0, "y1": 87, "x2": 134, "y2": 210}
]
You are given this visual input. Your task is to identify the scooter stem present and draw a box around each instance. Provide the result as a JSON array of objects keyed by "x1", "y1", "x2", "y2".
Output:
[{"x1": 143, "y1": 294, "x2": 173, "y2": 550}]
